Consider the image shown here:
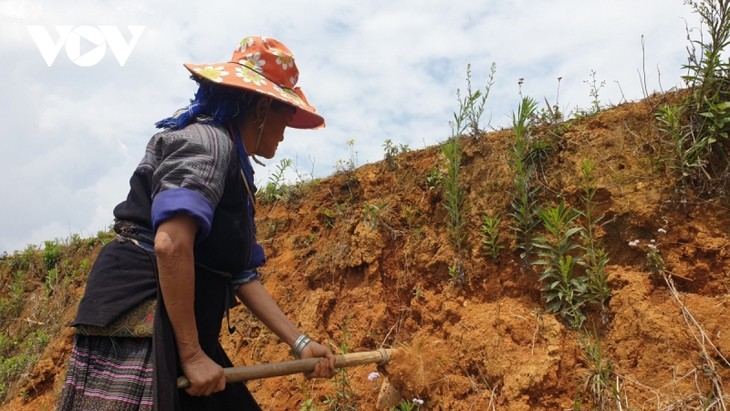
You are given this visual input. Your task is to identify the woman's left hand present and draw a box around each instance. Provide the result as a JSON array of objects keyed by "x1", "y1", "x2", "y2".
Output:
[{"x1": 300, "y1": 341, "x2": 336, "y2": 379}]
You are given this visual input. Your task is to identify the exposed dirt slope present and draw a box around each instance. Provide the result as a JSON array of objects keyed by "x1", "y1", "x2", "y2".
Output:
[{"x1": 1, "y1": 92, "x2": 729, "y2": 410}]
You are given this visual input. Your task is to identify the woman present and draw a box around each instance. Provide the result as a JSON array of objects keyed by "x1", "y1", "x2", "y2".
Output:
[{"x1": 58, "y1": 36, "x2": 335, "y2": 411}]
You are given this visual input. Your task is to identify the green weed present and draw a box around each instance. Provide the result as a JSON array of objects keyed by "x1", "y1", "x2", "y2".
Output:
[
  {"x1": 459, "y1": 62, "x2": 496, "y2": 137},
  {"x1": 390, "y1": 397, "x2": 424, "y2": 411},
  {"x1": 42, "y1": 240, "x2": 61, "y2": 271},
  {"x1": 320, "y1": 206, "x2": 339, "y2": 229},
  {"x1": 440, "y1": 63, "x2": 495, "y2": 284},
  {"x1": 0, "y1": 270, "x2": 26, "y2": 319},
  {"x1": 363, "y1": 201, "x2": 388, "y2": 229},
  {"x1": 43, "y1": 268, "x2": 58, "y2": 297},
  {"x1": 656, "y1": 0, "x2": 730, "y2": 198},
  {"x1": 325, "y1": 318, "x2": 357, "y2": 411},
  {"x1": 335, "y1": 139, "x2": 358, "y2": 174},
  {"x1": 579, "y1": 331, "x2": 617, "y2": 410},
  {"x1": 655, "y1": 103, "x2": 705, "y2": 197},
  {"x1": 441, "y1": 136, "x2": 468, "y2": 267},
  {"x1": 383, "y1": 139, "x2": 410, "y2": 171},
  {"x1": 645, "y1": 241, "x2": 665, "y2": 279},
  {"x1": 300, "y1": 398, "x2": 320, "y2": 411},
  {"x1": 508, "y1": 97, "x2": 541, "y2": 266},
  {"x1": 533, "y1": 201, "x2": 586, "y2": 328},
  {"x1": 577, "y1": 160, "x2": 611, "y2": 310},
  {"x1": 425, "y1": 168, "x2": 443, "y2": 189},
  {"x1": 573, "y1": 70, "x2": 606, "y2": 118},
  {"x1": 261, "y1": 158, "x2": 293, "y2": 203},
  {"x1": 480, "y1": 214, "x2": 503, "y2": 261}
]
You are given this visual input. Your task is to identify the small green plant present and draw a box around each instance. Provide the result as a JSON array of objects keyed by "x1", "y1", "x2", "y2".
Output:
[
  {"x1": 645, "y1": 241, "x2": 665, "y2": 279},
  {"x1": 574, "y1": 70, "x2": 605, "y2": 117},
  {"x1": 579, "y1": 331, "x2": 617, "y2": 410},
  {"x1": 261, "y1": 158, "x2": 293, "y2": 203},
  {"x1": 324, "y1": 318, "x2": 357, "y2": 411},
  {"x1": 42, "y1": 240, "x2": 61, "y2": 270},
  {"x1": 585, "y1": 70, "x2": 605, "y2": 114},
  {"x1": 390, "y1": 397, "x2": 425, "y2": 411},
  {"x1": 320, "y1": 206, "x2": 339, "y2": 229},
  {"x1": 363, "y1": 201, "x2": 388, "y2": 229},
  {"x1": 44, "y1": 268, "x2": 58, "y2": 297},
  {"x1": 448, "y1": 260, "x2": 465, "y2": 284},
  {"x1": 459, "y1": 62, "x2": 496, "y2": 137},
  {"x1": 334, "y1": 139, "x2": 358, "y2": 174},
  {"x1": 300, "y1": 398, "x2": 320, "y2": 411},
  {"x1": 533, "y1": 201, "x2": 586, "y2": 328},
  {"x1": 383, "y1": 139, "x2": 410, "y2": 170},
  {"x1": 480, "y1": 214, "x2": 503, "y2": 261},
  {"x1": 535, "y1": 77, "x2": 565, "y2": 125},
  {"x1": 425, "y1": 168, "x2": 443, "y2": 189},
  {"x1": 655, "y1": 103, "x2": 702, "y2": 195}
]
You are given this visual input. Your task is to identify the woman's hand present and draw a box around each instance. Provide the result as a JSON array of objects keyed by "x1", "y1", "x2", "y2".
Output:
[
  {"x1": 180, "y1": 349, "x2": 226, "y2": 397},
  {"x1": 300, "y1": 340, "x2": 336, "y2": 379}
]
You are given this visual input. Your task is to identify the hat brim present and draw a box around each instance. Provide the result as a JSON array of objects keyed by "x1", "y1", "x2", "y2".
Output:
[{"x1": 183, "y1": 62, "x2": 325, "y2": 129}]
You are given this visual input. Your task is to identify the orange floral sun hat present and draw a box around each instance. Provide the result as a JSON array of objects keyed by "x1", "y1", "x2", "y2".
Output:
[{"x1": 183, "y1": 36, "x2": 324, "y2": 129}]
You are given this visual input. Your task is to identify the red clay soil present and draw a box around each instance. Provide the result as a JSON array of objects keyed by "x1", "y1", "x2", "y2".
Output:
[{"x1": 2, "y1": 92, "x2": 729, "y2": 410}]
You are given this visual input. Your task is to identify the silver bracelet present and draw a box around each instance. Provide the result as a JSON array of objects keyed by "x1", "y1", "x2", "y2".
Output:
[{"x1": 291, "y1": 334, "x2": 312, "y2": 359}]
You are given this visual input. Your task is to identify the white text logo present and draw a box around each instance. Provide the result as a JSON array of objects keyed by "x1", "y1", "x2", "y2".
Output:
[{"x1": 27, "y1": 25, "x2": 145, "y2": 67}]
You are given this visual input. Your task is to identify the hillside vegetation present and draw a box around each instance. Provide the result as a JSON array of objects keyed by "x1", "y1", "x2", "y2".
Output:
[{"x1": 2, "y1": 2, "x2": 730, "y2": 409}]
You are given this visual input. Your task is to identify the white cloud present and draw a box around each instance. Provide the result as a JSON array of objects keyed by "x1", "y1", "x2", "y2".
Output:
[{"x1": 0, "y1": 0, "x2": 701, "y2": 253}]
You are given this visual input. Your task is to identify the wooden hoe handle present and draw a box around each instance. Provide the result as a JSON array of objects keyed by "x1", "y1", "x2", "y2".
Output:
[{"x1": 177, "y1": 348, "x2": 395, "y2": 389}]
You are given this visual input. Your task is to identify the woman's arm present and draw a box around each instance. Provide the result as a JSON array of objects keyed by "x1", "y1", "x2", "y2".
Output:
[
  {"x1": 155, "y1": 214, "x2": 226, "y2": 396},
  {"x1": 235, "y1": 280, "x2": 335, "y2": 378}
]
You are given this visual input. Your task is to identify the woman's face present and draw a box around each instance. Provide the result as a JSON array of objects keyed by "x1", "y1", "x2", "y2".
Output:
[{"x1": 255, "y1": 101, "x2": 296, "y2": 159}]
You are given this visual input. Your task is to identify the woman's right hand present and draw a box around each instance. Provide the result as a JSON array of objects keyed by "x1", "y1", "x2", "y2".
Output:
[{"x1": 180, "y1": 349, "x2": 226, "y2": 397}]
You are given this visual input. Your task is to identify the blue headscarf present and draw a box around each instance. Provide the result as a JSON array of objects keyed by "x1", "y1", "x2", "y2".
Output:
[{"x1": 155, "y1": 79, "x2": 253, "y2": 130}]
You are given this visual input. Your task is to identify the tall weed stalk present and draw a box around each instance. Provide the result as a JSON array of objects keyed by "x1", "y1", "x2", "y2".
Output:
[
  {"x1": 509, "y1": 97, "x2": 541, "y2": 266},
  {"x1": 577, "y1": 160, "x2": 610, "y2": 310},
  {"x1": 442, "y1": 64, "x2": 494, "y2": 284}
]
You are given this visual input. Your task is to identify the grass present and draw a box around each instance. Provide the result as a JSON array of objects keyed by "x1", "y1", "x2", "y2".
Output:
[{"x1": 579, "y1": 331, "x2": 618, "y2": 410}]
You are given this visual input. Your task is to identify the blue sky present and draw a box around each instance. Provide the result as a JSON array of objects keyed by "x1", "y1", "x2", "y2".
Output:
[{"x1": 0, "y1": 0, "x2": 700, "y2": 253}]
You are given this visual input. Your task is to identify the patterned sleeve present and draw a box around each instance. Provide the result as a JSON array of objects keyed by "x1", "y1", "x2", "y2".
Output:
[{"x1": 148, "y1": 124, "x2": 234, "y2": 238}]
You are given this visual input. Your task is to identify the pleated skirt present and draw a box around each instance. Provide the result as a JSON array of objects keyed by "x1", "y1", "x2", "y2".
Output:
[{"x1": 57, "y1": 334, "x2": 154, "y2": 411}]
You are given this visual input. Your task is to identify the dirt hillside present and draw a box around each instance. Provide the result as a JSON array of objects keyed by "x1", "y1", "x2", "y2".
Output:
[{"x1": 1, "y1": 91, "x2": 729, "y2": 410}]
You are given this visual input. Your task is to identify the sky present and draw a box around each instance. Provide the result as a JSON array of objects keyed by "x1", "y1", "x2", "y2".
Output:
[{"x1": 0, "y1": 0, "x2": 702, "y2": 254}]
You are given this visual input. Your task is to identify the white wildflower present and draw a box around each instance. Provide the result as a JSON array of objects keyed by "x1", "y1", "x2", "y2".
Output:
[
  {"x1": 657, "y1": 228, "x2": 667, "y2": 234},
  {"x1": 367, "y1": 372, "x2": 380, "y2": 381},
  {"x1": 412, "y1": 397, "x2": 424, "y2": 405}
]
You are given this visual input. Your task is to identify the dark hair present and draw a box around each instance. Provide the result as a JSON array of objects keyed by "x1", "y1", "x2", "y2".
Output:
[{"x1": 155, "y1": 78, "x2": 262, "y2": 130}]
